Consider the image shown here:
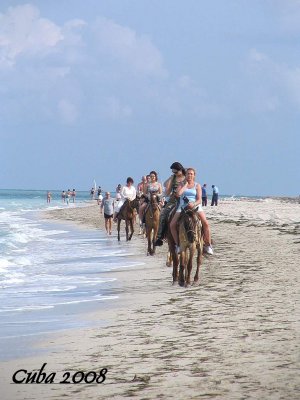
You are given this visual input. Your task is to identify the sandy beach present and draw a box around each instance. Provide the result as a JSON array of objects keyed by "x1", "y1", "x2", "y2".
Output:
[{"x1": 1, "y1": 199, "x2": 299, "y2": 400}]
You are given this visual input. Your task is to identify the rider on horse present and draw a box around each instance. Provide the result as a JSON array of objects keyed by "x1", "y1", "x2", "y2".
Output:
[
  {"x1": 169, "y1": 167, "x2": 214, "y2": 255},
  {"x1": 139, "y1": 171, "x2": 163, "y2": 228},
  {"x1": 155, "y1": 162, "x2": 186, "y2": 246},
  {"x1": 113, "y1": 177, "x2": 137, "y2": 222}
]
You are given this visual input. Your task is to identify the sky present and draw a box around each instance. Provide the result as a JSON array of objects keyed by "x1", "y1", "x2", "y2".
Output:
[{"x1": 0, "y1": 0, "x2": 299, "y2": 196}]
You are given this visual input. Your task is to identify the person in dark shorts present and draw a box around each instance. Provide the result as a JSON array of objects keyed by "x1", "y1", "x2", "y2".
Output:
[
  {"x1": 101, "y1": 192, "x2": 114, "y2": 235},
  {"x1": 211, "y1": 185, "x2": 219, "y2": 206},
  {"x1": 202, "y1": 183, "x2": 207, "y2": 206}
]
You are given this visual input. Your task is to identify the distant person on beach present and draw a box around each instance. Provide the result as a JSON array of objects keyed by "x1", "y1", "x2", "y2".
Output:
[
  {"x1": 101, "y1": 192, "x2": 114, "y2": 235},
  {"x1": 113, "y1": 177, "x2": 137, "y2": 221},
  {"x1": 114, "y1": 184, "x2": 122, "y2": 205},
  {"x1": 71, "y1": 189, "x2": 76, "y2": 203},
  {"x1": 155, "y1": 162, "x2": 186, "y2": 246},
  {"x1": 115, "y1": 190, "x2": 121, "y2": 200},
  {"x1": 47, "y1": 191, "x2": 52, "y2": 203},
  {"x1": 97, "y1": 188, "x2": 103, "y2": 205},
  {"x1": 61, "y1": 191, "x2": 66, "y2": 203},
  {"x1": 211, "y1": 185, "x2": 219, "y2": 206},
  {"x1": 90, "y1": 187, "x2": 95, "y2": 200},
  {"x1": 97, "y1": 186, "x2": 103, "y2": 205},
  {"x1": 97, "y1": 193, "x2": 103, "y2": 205},
  {"x1": 170, "y1": 167, "x2": 214, "y2": 255},
  {"x1": 66, "y1": 189, "x2": 71, "y2": 205},
  {"x1": 202, "y1": 183, "x2": 208, "y2": 206}
]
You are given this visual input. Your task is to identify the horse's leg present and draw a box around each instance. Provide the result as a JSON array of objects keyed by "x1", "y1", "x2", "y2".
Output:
[
  {"x1": 186, "y1": 246, "x2": 194, "y2": 287},
  {"x1": 178, "y1": 250, "x2": 186, "y2": 287},
  {"x1": 117, "y1": 219, "x2": 121, "y2": 241},
  {"x1": 193, "y1": 243, "x2": 201, "y2": 285},
  {"x1": 152, "y1": 219, "x2": 159, "y2": 255},
  {"x1": 147, "y1": 227, "x2": 152, "y2": 255},
  {"x1": 168, "y1": 237, "x2": 178, "y2": 284},
  {"x1": 128, "y1": 218, "x2": 134, "y2": 240},
  {"x1": 125, "y1": 219, "x2": 129, "y2": 241},
  {"x1": 166, "y1": 251, "x2": 172, "y2": 267}
]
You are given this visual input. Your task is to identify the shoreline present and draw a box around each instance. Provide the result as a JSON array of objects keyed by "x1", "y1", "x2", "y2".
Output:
[{"x1": 1, "y1": 200, "x2": 299, "y2": 399}]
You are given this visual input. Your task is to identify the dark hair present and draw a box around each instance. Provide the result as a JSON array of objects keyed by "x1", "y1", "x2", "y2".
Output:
[
  {"x1": 149, "y1": 170, "x2": 158, "y2": 181},
  {"x1": 127, "y1": 177, "x2": 134, "y2": 184},
  {"x1": 170, "y1": 161, "x2": 186, "y2": 176}
]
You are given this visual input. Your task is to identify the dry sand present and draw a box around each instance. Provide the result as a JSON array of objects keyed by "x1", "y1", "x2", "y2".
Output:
[{"x1": 1, "y1": 200, "x2": 299, "y2": 400}]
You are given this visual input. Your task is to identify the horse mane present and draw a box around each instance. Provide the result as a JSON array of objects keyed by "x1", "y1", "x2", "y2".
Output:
[{"x1": 180, "y1": 209, "x2": 198, "y2": 243}]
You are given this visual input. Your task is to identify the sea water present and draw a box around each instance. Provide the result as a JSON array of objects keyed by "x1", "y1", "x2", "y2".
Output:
[{"x1": 0, "y1": 189, "x2": 143, "y2": 360}]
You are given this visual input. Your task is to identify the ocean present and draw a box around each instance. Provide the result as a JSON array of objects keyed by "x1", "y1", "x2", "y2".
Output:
[{"x1": 0, "y1": 189, "x2": 144, "y2": 360}]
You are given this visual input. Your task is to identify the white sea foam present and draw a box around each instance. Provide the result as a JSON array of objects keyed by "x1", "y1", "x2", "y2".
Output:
[{"x1": 0, "y1": 258, "x2": 13, "y2": 270}]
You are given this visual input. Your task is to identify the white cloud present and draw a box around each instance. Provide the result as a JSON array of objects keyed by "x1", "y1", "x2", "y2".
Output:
[
  {"x1": 58, "y1": 99, "x2": 77, "y2": 124},
  {"x1": 99, "y1": 97, "x2": 132, "y2": 119},
  {"x1": 0, "y1": 4, "x2": 63, "y2": 67},
  {"x1": 93, "y1": 17, "x2": 167, "y2": 78},
  {"x1": 282, "y1": 67, "x2": 300, "y2": 107},
  {"x1": 245, "y1": 47, "x2": 300, "y2": 111},
  {"x1": 274, "y1": 0, "x2": 300, "y2": 33}
]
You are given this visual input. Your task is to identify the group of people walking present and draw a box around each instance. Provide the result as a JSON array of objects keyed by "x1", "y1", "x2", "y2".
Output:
[{"x1": 100, "y1": 162, "x2": 218, "y2": 255}]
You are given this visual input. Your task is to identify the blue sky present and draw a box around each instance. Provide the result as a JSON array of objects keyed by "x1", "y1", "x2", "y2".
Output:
[{"x1": 1, "y1": 0, "x2": 299, "y2": 196}]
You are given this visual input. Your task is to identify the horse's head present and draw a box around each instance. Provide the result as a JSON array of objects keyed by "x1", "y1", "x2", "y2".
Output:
[
  {"x1": 129, "y1": 196, "x2": 140, "y2": 212},
  {"x1": 181, "y1": 208, "x2": 197, "y2": 243},
  {"x1": 149, "y1": 192, "x2": 160, "y2": 208}
]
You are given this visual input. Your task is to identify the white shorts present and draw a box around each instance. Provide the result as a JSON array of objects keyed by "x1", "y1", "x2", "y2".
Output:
[{"x1": 176, "y1": 205, "x2": 203, "y2": 213}]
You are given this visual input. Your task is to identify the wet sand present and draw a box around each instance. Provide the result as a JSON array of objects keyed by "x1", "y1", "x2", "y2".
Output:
[{"x1": 1, "y1": 200, "x2": 299, "y2": 399}]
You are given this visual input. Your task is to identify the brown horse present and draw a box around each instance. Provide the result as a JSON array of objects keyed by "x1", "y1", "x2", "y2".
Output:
[
  {"x1": 177, "y1": 208, "x2": 203, "y2": 287},
  {"x1": 166, "y1": 207, "x2": 180, "y2": 283},
  {"x1": 144, "y1": 193, "x2": 161, "y2": 255},
  {"x1": 117, "y1": 198, "x2": 140, "y2": 241}
]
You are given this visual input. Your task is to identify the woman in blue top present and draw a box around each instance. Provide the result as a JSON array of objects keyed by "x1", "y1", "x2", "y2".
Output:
[{"x1": 170, "y1": 167, "x2": 213, "y2": 255}]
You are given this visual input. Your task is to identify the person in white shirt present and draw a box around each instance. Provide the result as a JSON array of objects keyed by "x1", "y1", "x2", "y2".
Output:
[{"x1": 113, "y1": 177, "x2": 136, "y2": 221}]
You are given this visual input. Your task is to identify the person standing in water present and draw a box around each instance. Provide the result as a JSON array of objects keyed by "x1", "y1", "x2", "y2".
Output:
[{"x1": 47, "y1": 191, "x2": 52, "y2": 203}]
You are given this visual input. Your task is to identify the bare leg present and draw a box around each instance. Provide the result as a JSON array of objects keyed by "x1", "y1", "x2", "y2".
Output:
[{"x1": 198, "y1": 211, "x2": 211, "y2": 246}]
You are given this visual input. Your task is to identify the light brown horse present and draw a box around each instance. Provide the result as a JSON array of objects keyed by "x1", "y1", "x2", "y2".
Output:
[
  {"x1": 117, "y1": 198, "x2": 140, "y2": 241},
  {"x1": 177, "y1": 208, "x2": 203, "y2": 287},
  {"x1": 144, "y1": 193, "x2": 161, "y2": 255}
]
